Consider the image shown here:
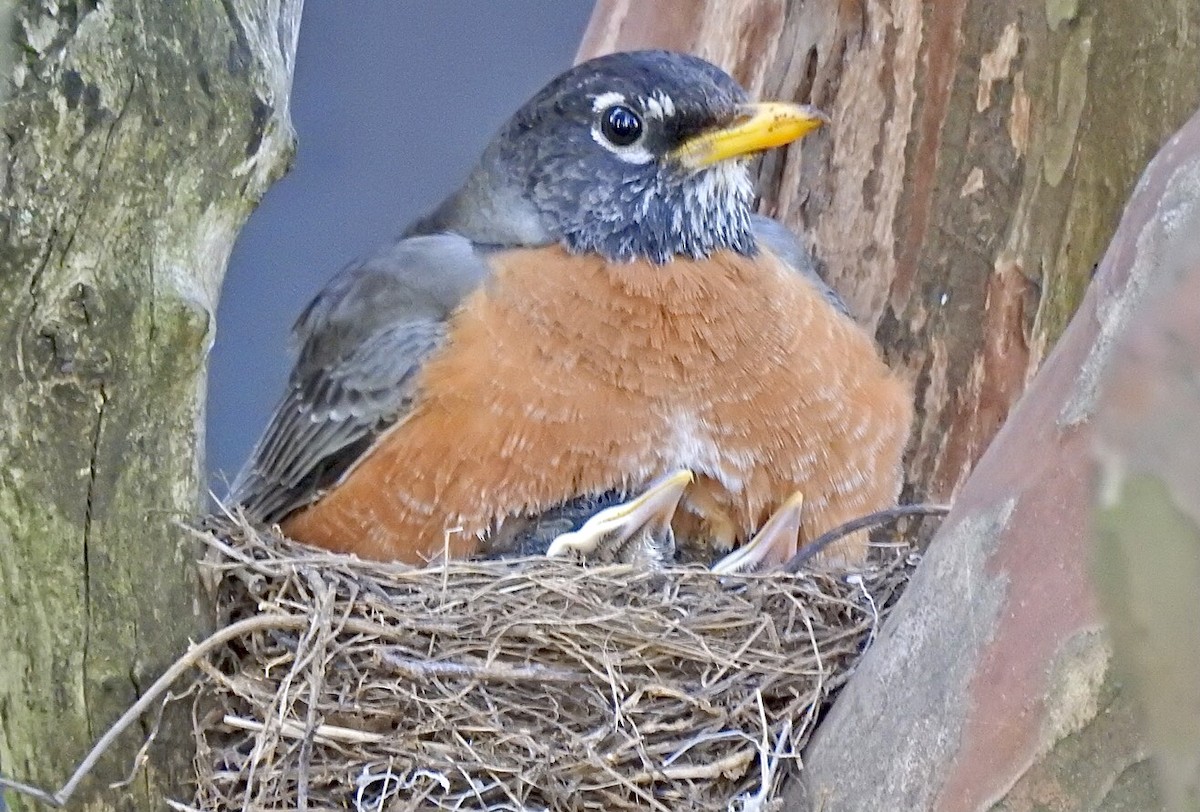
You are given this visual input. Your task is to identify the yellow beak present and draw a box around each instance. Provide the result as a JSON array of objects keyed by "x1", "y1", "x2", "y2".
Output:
[{"x1": 671, "y1": 102, "x2": 828, "y2": 170}]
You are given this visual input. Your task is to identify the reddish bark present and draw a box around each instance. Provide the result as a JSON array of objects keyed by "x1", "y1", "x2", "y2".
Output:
[
  {"x1": 577, "y1": 0, "x2": 1200, "y2": 512},
  {"x1": 794, "y1": 108, "x2": 1200, "y2": 812}
]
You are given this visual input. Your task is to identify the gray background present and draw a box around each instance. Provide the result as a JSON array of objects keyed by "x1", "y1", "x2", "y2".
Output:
[{"x1": 207, "y1": 2, "x2": 594, "y2": 490}]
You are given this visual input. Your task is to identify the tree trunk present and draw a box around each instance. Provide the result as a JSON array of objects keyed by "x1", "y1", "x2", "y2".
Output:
[
  {"x1": 792, "y1": 109, "x2": 1200, "y2": 810},
  {"x1": 579, "y1": 2, "x2": 1200, "y2": 810},
  {"x1": 0, "y1": 2, "x2": 301, "y2": 809},
  {"x1": 1092, "y1": 160, "x2": 1200, "y2": 811},
  {"x1": 579, "y1": 0, "x2": 1200, "y2": 507}
]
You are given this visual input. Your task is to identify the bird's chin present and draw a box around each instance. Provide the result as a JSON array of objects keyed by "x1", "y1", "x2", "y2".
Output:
[
  {"x1": 687, "y1": 159, "x2": 754, "y2": 200},
  {"x1": 551, "y1": 160, "x2": 756, "y2": 263},
  {"x1": 676, "y1": 161, "x2": 756, "y2": 242}
]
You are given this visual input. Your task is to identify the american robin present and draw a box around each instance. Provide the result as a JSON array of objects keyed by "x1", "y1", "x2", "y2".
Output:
[
  {"x1": 484, "y1": 465, "x2": 805, "y2": 573},
  {"x1": 229, "y1": 50, "x2": 913, "y2": 569},
  {"x1": 529, "y1": 469, "x2": 695, "y2": 568},
  {"x1": 529, "y1": 469, "x2": 806, "y2": 573}
]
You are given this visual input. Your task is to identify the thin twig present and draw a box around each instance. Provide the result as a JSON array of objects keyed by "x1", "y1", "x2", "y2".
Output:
[
  {"x1": 222, "y1": 715, "x2": 386, "y2": 745},
  {"x1": 783, "y1": 503, "x2": 951, "y2": 572},
  {"x1": 0, "y1": 614, "x2": 312, "y2": 807},
  {"x1": 377, "y1": 650, "x2": 586, "y2": 684}
]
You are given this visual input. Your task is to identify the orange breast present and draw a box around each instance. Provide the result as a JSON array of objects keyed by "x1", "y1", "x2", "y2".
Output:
[{"x1": 282, "y1": 245, "x2": 912, "y2": 565}]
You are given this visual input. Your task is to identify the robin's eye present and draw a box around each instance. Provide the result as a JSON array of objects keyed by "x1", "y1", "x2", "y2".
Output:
[{"x1": 600, "y1": 105, "x2": 643, "y2": 146}]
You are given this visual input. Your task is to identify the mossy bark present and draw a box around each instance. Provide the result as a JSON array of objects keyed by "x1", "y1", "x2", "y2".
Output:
[
  {"x1": 0, "y1": 2, "x2": 300, "y2": 809},
  {"x1": 1093, "y1": 212, "x2": 1200, "y2": 812}
]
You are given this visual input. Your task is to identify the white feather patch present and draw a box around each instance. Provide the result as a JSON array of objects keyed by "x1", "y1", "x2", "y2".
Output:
[{"x1": 591, "y1": 91, "x2": 627, "y2": 112}]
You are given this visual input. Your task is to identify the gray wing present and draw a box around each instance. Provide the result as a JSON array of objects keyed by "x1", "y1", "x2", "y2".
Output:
[
  {"x1": 751, "y1": 214, "x2": 849, "y2": 317},
  {"x1": 228, "y1": 233, "x2": 491, "y2": 523}
]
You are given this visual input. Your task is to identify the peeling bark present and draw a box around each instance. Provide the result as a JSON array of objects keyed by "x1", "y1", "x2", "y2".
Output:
[
  {"x1": 0, "y1": 2, "x2": 301, "y2": 809},
  {"x1": 577, "y1": 3, "x2": 1200, "y2": 809},
  {"x1": 578, "y1": 0, "x2": 1200, "y2": 509},
  {"x1": 792, "y1": 109, "x2": 1200, "y2": 812}
]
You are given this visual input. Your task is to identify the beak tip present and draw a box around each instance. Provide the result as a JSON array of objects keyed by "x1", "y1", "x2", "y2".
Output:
[
  {"x1": 674, "y1": 102, "x2": 829, "y2": 169},
  {"x1": 796, "y1": 104, "x2": 831, "y2": 133}
]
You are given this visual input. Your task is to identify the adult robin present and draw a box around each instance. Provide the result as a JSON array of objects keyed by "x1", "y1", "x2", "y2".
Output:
[{"x1": 229, "y1": 49, "x2": 913, "y2": 570}]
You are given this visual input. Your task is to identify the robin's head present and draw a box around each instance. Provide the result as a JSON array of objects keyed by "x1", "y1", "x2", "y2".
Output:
[{"x1": 412, "y1": 51, "x2": 827, "y2": 264}]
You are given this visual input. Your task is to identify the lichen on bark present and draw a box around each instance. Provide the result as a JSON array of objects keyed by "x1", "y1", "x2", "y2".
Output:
[{"x1": 0, "y1": 1, "x2": 300, "y2": 808}]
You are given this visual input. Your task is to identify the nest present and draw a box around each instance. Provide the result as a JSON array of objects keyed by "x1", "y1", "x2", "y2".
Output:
[{"x1": 188, "y1": 518, "x2": 915, "y2": 811}]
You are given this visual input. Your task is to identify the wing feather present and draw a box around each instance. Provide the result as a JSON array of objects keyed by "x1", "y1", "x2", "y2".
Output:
[{"x1": 228, "y1": 234, "x2": 491, "y2": 523}]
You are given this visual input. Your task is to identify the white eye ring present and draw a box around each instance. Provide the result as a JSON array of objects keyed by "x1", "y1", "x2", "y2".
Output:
[
  {"x1": 591, "y1": 91, "x2": 627, "y2": 113},
  {"x1": 590, "y1": 127, "x2": 654, "y2": 164},
  {"x1": 589, "y1": 92, "x2": 653, "y2": 164},
  {"x1": 598, "y1": 105, "x2": 644, "y2": 146}
]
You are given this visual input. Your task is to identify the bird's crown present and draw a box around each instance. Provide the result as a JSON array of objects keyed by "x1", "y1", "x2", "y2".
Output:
[{"x1": 411, "y1": 50, "x2": 826, "y2": 264}]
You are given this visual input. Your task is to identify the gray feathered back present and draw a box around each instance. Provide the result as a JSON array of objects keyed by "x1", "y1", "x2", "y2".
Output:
[{"x1": 228, "y1": 234, "x2": 490, "y2": 522}]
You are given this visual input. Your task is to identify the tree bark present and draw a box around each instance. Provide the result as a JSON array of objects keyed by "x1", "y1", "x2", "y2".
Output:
[
  {"x1": 1092, "y1": 166, "x2": 1200, "y2": 811},
  {"x1": 578, "y1": 2, "x2": 1200, "y2": 810},
  {"x1": 792, "y1": 106, "x2": 1200, "y2": 812},
  {"x1": 579, "y1": 0, "x2": 1200, "y2": 507},
  {"x1": 0, "y1": 2, "x2": 301, "y2": 809}
]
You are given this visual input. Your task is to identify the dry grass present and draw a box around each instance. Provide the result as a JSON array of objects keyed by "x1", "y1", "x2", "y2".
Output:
[{"x1": 188, "y1": 517, "x2": 915, "y2": 811}]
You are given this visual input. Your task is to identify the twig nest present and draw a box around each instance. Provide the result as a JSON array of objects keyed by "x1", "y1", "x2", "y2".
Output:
[{"x1": 190, "y1": 518, "x2": 913, "y2": 811}]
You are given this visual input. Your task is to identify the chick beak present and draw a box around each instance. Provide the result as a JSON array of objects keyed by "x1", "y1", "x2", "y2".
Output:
[
  {"x1": 671, "y1": 102, "x2": 829, "y2": 170},
  {"x1": 710, "y1": 491, "x2": 805, "y2": 574},
  {"x1": 545, "y1": 469, "x2": 694, "y2": 560}
]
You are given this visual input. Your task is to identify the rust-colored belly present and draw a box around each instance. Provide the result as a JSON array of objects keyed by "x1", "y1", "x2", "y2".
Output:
[{"x1": 283, "y1": 245, "x2": 912, "y2": 566}]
